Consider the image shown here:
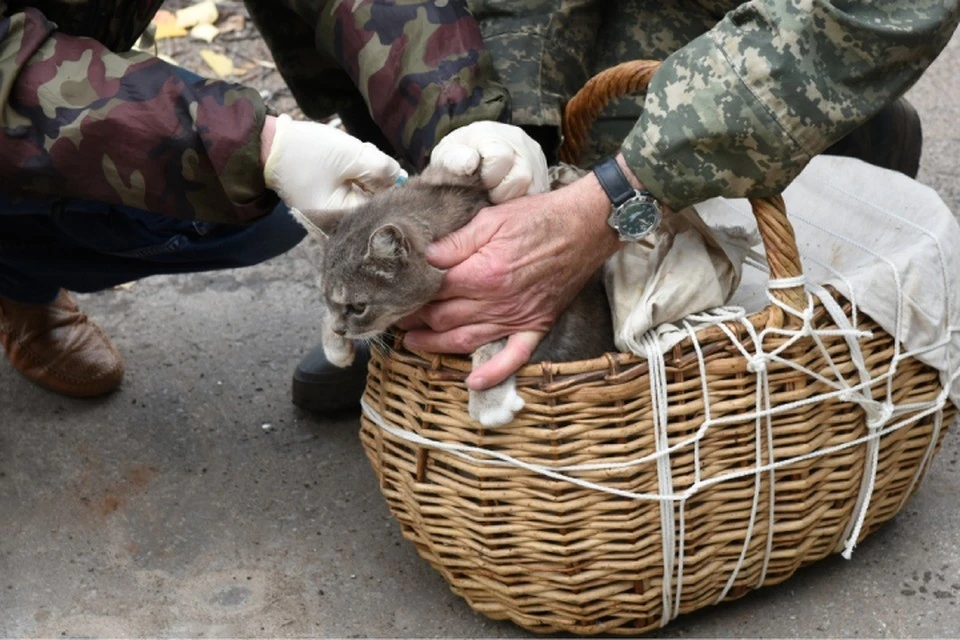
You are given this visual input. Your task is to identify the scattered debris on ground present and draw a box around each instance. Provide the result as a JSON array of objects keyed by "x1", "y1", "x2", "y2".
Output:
[{"x1": 144, "y1": 0, "x2": 303, "y2": 118}]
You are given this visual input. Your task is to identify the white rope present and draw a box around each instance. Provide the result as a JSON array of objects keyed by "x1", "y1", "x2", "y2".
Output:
[
  {"x1": 641, "y1": 332, "x2": 677, "y2": 625},
  {"x1": 752, "y1": 206, "x2": 915, "y2": 562},
  {"x1": 786, "y1": 209, "x2": 906, "y2": 365},
  {"x1": 362, "y1": 396, "x2": 945, "y2": 501},
  {"x1": 823, "y1": 180, "x2": 952, "y2": 333},
  {"x1": 675, "y1": 501, "x2": 688, "y2": 618},
  {"x1": 767, "y1": 275, "x2": 806, "y2": 289},
  {"x1": 759, "y1": 387, "x2": 777, "y2": 589},
  {"x1": 841, "y1": 401, "x2": 891, "y2": 559},
  {"x1": 681, "y1": 318, "x2": 714, "y2": 488},
  {"x1": 716, "y1": 351, "x2": 768, "y2": 603},
  {"x1": 829, "y1": 180, "x2": 960, "y2": 405}
]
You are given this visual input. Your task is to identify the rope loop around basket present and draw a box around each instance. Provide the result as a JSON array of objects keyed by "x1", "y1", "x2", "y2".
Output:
[{"x1": 559, "y1": 59, "x2": 806, "y2": 312}]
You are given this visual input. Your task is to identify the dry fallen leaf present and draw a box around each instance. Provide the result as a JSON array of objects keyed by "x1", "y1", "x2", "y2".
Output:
[
  {"x1": 200, "y1": 49, "x2": 234, "y2": 77},
  {"x1": 176, "y1": 1, "x2": 219, "y2": 30},
  {"x1": 152, "y1": 8, "x2": 176, "y2": 24},
  {"x1": 152, "y1": 9, "x2": 188, "y2": 39},
  {"x1": 231, "y1": 62, "x2": 257, "y2": 78},
  {"x1": 190, "y1": 23, "x2": 220, "y2": 43}
]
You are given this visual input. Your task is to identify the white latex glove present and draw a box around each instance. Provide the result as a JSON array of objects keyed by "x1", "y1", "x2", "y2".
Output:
[
  {"x1": 429, "y1": 121, "x2": 549, "y2": 202},
  {"x1": 264, "y1": 114, "x2": 405, "y2": 211}
]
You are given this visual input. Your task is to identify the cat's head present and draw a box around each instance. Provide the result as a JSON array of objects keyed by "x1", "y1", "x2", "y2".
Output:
[{"x1": 293, "y1": 198, "x2": 444, "y2": 340}]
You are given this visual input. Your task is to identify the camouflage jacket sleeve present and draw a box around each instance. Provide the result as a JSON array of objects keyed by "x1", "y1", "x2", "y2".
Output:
[
  {"x1": 0, "y1": 6, "x2": 278, "y2": 224},
  {"x1": 622, "y1": 0, "x2": 960, "y2": 211},
  {"x1": 316, "y1": 0, "x2": 511, "y2": 169}
]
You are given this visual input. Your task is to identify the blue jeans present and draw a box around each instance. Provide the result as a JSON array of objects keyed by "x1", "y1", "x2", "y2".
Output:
[{"x1": 0, "y1": 195, "x2": 306, "y2": 304}]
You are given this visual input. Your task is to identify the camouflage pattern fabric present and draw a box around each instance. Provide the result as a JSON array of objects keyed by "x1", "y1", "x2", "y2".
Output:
[
  {"x1": 0, "y1": 0, "x2": 504, "y2": 223},
  {"x1": 0, "y1": 2, "x2": 276, "y2": 223},
  {"x1": 610, "y1": 0, "x2": 960, "y2": 209},
  {"x1": 1, "y1": 0, "x2": 958, "y2": 222},
  {"x1": 246, "y1": 0, "x2": 510, "y2": 170},
  {"x1": 471, "y1": 0, "x2": 960, "y2": 209},
  {"x1": 466, "y1": 0, "x2": 603, "y2": 130}
]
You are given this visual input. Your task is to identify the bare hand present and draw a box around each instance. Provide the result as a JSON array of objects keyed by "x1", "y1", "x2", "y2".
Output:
[{"x1": 401, "y1": 171, "x2": 621, "y2": 390}]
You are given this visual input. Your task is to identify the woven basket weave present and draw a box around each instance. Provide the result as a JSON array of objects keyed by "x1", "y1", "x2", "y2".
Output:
[{"x1": 359, "y1": 60, "x2": 954, "y2": 635}]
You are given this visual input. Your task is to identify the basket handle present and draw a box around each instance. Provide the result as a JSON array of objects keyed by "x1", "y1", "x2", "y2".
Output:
[{"x1": 559, "y1": 60, "x2": 806, "y2": 311}]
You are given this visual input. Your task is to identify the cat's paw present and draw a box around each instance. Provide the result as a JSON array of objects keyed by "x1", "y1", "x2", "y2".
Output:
[
  {"x1": 322, "y1": 334, "x2": 356, "y2": 368},
  {"x1": 469, "y1": 381, "x2": 525, "y2": 428}
]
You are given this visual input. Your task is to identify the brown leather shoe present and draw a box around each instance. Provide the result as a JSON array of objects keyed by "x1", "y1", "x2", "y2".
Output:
[{"x1": 0, "y1": 290, "x2": 124, "y2": 398}]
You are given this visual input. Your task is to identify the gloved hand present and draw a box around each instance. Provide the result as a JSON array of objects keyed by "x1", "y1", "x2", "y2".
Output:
[
  {"x1": 263, "y1": 114, "x2": 405, "y2": 212},
  {"x1": 429, "y1": 121, "x2": 549, "y2": 202}
]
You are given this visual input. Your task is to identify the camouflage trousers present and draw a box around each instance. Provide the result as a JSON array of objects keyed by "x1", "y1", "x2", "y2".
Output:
[
  {"x1": 251, "y1": 0, "x2": 725, "y2": 165},
  {"x1": 470, "y1": 0, "x2": 725, "y2": 164}
]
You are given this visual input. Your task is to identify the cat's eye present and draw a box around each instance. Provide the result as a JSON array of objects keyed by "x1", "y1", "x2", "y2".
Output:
[{"x1": 347, "y1": 303, "x2": 367, "y2": 316}]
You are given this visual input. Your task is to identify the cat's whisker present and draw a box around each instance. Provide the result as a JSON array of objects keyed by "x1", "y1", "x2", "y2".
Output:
[{"x1": 368, "y1": 333, "x2": 393, "y2": 355}]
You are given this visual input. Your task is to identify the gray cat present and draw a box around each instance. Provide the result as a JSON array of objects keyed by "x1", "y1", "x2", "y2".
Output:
[{"x1": 293, "y1": 164, "x2": 615, "y2": 427}]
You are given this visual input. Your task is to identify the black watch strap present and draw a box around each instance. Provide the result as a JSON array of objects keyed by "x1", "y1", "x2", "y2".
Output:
[{"x1": 592, "y1": 157, "x2": 636, "y2": 208}]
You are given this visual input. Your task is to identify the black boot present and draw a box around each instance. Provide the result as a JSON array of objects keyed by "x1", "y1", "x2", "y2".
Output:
[
  {"x1": 290, "y1": 107, "x2": 385, "y2": 414},
  {"x1": 292, "y1": 342, "x2": 371, "y2": 413},
  {"x1": 823, "y1": 96, "x2": 923, "y2": 178}
]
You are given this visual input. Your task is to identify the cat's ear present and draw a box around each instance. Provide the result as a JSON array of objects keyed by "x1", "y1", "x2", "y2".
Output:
[
  {"x1": 366, "y1": 223, "x2": 410, "y2": 265},
  {"x1": 289, "y1": 208, "x2": 344, "y2": 238}
]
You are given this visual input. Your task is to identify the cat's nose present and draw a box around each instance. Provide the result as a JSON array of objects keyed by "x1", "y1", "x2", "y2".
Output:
[{"x1": 333, "y1": 327, "x2": 346, "y2": 336}]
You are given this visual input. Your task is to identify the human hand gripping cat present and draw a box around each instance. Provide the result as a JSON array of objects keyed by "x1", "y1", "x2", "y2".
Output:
[
  {"x1": 401, "y1": 155, "x2": 633, "y2": 390},
  {"x1": 295, "y1": 120, "x2": 619, "y2": 427},
  {"x1": 293, "y1": 158, "x2": 615, "y2": 428}
]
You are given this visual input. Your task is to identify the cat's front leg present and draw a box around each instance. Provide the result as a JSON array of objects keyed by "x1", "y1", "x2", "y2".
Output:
[
  {"x1": 321, "y1": 315, "x2": 355, "y2": 368},
  {"x1": 468, "y1": 339, "x2": 525, "y2": 428}
]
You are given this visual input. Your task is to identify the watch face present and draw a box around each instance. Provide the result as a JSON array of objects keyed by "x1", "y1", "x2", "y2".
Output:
[{"x1": 615, "y1": 195, "x2": 662, "y2": 240}]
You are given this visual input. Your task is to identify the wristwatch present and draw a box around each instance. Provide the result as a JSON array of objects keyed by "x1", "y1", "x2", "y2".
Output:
[{"x1": 592, "y1": 156, "x2": 663, "y2": 242}]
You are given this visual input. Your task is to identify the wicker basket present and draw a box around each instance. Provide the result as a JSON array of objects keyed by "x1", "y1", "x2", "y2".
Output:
[{"x1": 358, "y1": 60, "x2": 954, "y2": 635}]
